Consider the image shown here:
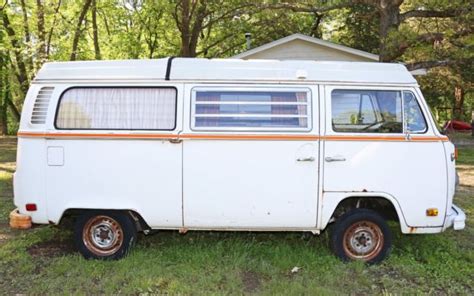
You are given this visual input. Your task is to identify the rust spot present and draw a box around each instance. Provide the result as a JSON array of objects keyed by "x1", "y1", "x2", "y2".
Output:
[
  {"x1": 409, "y1": 227, "x2": 417, "y2": 234},
  {"x1": 179, "y1": 228, "x2": 188, "y2": 234}
]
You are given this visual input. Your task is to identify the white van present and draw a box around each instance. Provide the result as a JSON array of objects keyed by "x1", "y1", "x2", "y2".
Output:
[{"x1": 11, "y1": 58, "x2": 465, "y2": 263}]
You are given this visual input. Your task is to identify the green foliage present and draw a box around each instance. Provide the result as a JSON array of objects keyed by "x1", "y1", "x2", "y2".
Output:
[
  {"x1": 0, "y1": 0, "x2": 472, "y2": 133},
  {"x1": 330, "y1": 5, "x2": 380, "y2": 54}
]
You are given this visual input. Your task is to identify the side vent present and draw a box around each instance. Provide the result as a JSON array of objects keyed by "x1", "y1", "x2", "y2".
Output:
[{"x1": 31, "y1": 87, "x2": 54, "y2": 124}]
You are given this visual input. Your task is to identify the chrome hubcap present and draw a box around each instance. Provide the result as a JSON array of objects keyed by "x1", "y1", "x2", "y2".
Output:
[
  {"x1": 91, "y1": 222, "x2": 116, "y2": 248},
  {"x1": 343, "y1": 220, "x2": 384, "y2": 261},
  {"x1": 83, "y1": 215, "x2": 123, "y2": 256},
  {"x1": 350, "y1": 229, "x2": 374, "y2": 254}
]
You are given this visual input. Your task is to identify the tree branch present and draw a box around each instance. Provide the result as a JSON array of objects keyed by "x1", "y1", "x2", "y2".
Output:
[
  {"x1": 70, "y1": 0, "x2": 93, "y2": 61},
  {"x1": 0, "y1": 9, "x2": 29, "y2": 95},
  {"x1": 46, "y1": 0, "x2": 62, "y2": 58},
  {"x1": 254, "y1": 1, "x2": 352, "y2": 13},
  {"x1": 400, "y1": 7, "x2": 471, "y2": 21},
  {"x1": 196, "y1": 32, "x2": 235, "y2": 56},
  {"x1": 406, "y1": 58, "x2": 473, "y2": 71}
]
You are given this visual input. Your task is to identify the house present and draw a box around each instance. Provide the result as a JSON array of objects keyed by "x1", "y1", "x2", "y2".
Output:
[
  {"x1": 232, "y1": 33, "x2": 379, "y2": 62},
  {"x1": 232, "y1": 33, "x2": 426, "y2": 75}
]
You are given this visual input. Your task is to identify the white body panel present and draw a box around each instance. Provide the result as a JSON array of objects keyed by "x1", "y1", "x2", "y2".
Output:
[
  {"x1": 45, "y1": 139, "x2": 183, "y2": 227},
  {"x1": 13, "y1": 58, "x2": 465, "y2": 235},
  {"x1": 183, "y1": 140, "x2": 318, "y2": 228}
]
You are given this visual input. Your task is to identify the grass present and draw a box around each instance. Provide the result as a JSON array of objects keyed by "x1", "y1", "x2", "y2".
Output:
[
  {"x1": 458, "y1": 147, "x2": 474, "y2": 165},
  {"x1": 0, "y1": 138, "x2": 473, "y2": 294}
]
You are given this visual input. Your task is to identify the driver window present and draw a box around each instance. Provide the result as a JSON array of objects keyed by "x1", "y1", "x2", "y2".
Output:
[{"x1": 332, "y1": 89, "x2": 403, "y2": 133}]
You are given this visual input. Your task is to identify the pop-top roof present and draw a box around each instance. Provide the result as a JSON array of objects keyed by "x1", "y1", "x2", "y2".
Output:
[{"x1": 34, "y1": 58, "x2": 417, "y2": 85}]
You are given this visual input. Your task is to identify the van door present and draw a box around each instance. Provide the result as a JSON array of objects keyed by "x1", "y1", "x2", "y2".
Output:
[
  {"x1": 323, "y1": 86, "x2": 447, "y2": 227},
  {"x1": 45, "y1": 86, "x2": 183, "y2": 227},
  {"x1": 182, "y1": 86, "x2": 319, "y2": 229}
]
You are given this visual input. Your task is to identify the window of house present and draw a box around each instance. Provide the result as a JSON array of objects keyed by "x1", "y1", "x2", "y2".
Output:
[
  {"x1": 55, "y1": 87, "x2": 177, "y2": 130},
  {"x1": 331, "y1": 90, "x2": 403, "y2": 133},
  {"x1": 192, "y1": 90, "x2": 311, "y2": 130},
  {"x1": 403, "y1": 91, "x2": 427, "y2": 133}
]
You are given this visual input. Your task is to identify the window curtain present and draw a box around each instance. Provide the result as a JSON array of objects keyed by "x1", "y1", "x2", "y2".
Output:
[
  {"x1": 56, "y1": 88, "x2": 176, "y2": 129},
  {"x1": 270, "y1": 92, "x2": 307, "y2": 127},
  {"x1": 271, "y1": 92, "x2": 292, "y2": 126},
  {"x1": 195, "y1": 92, "x2": 220, "y2": 126},
  {"x1": 296, "y1": 92, "x2": 307, "y2": 127}
]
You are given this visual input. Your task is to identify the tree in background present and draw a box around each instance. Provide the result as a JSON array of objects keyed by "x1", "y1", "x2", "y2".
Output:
[
  {"x1": 0, "y1": 0, "x2": 472, "y2": 134},
  {"x1": 330, "y1": 4, "x2": 380, "y2": 54}
]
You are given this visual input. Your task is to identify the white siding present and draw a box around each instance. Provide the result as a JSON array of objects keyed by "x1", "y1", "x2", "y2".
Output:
[{"x1": 242, "y1": 39, "x2": 375, "y2": 62}]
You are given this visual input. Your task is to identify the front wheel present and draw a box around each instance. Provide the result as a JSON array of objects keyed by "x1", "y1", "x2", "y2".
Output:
[
  {"x1": 330, "y1": 209, "x2": 392, "y2": 264},
  {"x1": 74, "y1": 211, "x2": 137, "y2": 260}
]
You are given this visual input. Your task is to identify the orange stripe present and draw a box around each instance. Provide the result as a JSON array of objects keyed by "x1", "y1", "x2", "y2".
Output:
[
  {"x1": 17, "y1": 132, "x2": 174, "y2": 139},
  {"x1": 181, "y1": 134, "x2": 319, "y2": 141},
  {"x1": 324, "y1": 135, "x2": 406, "y2": 141},
  {"x1": 411, "y1": 136, "x2": 449, "y2": 142},
  {"x1": 17, "y1": 131, "x2": 449, "y2": 142},
  {"x1": 324, "y1": 135, "x2": 448, "y2": 142}
]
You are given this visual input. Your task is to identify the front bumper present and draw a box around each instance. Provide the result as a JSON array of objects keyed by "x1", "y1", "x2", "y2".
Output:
[{"x1": 443, "y1": 204, "x2": 466, "y2": 231}]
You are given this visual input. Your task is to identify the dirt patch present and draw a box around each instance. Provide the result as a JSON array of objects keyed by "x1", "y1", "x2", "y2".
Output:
[
  {"x1": 457, "y1": 165, "x2": 474, "y2": 187},
  {"x1": 241, "y1": 270, "x2": 261, "y2": 294},
  {"x1": 27, "y1": 239, "x2": 75, "y2": 258},
  {"x1": 0, "y1": 232, "x2": 13, "y2": 246}
]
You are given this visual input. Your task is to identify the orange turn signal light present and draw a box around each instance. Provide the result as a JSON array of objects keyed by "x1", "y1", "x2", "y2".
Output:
[{"x1": 426, "y1": 208, "x2": 439, "y2": 217}]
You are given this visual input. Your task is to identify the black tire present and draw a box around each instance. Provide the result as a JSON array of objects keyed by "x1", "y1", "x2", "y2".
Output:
[
  {"x1": 330, "y1": 209, "x2": 392, "y2": 264},
  {"x1": 74, "y1": 211, "x2": 137, "y2": 260}
]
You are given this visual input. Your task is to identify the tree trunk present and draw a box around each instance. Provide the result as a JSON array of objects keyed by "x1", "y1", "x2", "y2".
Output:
[
  {"x1": 375, "y1": 0, "x2": 403, "y2": 62},
  {"x1": 6, "y1": 96, "x2": 21, "y2": 122},
  {"x1": 1, "y1": 10, "x2": 29, "y2": 96},
  {"x1": 175, "y1": 0, "x2": 207, "y2": 57},
  {"x1": 36, "y1": 0, "x2": 47, "y2": 66},
  {"x1": 19, "y1": 0, "x2": 34, "y2": 73},
  {"x1": 46, "y1": 0, "x2": 63, "y2": 58},
  {"x1": 178, "y1": 0, "x2": 192, "y2": 57},
  {"x1": 1, "y1": 87, "x2": 9, "y2": 135},
  {"x1": 91, "y1": 0, "x2": 101, "y2": 60},
  {"x1": 0, "y1": 54, "x2": 8, "y2": 135},
  {"x1": 453, "y1": 86, "x2": 464, "y2": 120},
  {"x1": 70, "y1": 0, "x2": 93, "y2": 61}
]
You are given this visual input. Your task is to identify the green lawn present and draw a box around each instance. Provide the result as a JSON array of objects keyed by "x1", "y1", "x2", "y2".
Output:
[
  {"x1": 458, "y1": 147, "x2": 474, "y2": 165},
  {"x1": 0, "y1": 138, "x2": 473, "y2": 294}
]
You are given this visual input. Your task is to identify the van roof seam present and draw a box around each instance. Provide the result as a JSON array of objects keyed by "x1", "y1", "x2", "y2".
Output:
[{"x1": 165, "y1": 57, "x2": 175, "y2": 81}]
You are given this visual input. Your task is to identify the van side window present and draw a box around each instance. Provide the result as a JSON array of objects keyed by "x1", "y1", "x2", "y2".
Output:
[
  {"x1": 192, "y1": 90, "x2": 310, "y2": 130},
  {"x1": 403, "y1": 91, "x2": 427, "y2": 133},
  {"x1": 55, "y1": 88, "x2": 176, "y2": 130},
  {"x1": 331, "y1": 90, "x2": 403, "y2": 133}
]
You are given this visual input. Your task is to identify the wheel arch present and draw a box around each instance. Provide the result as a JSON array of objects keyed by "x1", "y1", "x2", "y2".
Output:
[
  {"x1": 57, "y1": 208, "x2": 151, "y2": 232},
  {"x1": 320, "y1": 192, "x2": 410, "y2": 233}
]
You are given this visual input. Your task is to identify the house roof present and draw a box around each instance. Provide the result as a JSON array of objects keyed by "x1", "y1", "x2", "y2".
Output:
[
  {"x1": 232, "y1": 33, "x2": 379, "y2": 61},
  {"x1": 34, "y1": 58, "x2": 416, "y2": 85}
]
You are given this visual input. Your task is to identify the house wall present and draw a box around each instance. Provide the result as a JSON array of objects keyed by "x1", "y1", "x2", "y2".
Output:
[{"x1": 240, "y1": 39, "x2": 375, "y2": 62}]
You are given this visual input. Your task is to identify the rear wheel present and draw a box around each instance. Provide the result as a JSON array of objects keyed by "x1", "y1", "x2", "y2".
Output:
[
  {"x1": 330, "y1": 209, "x2": 391, "y2": 264},
  {"x1": 74, "y1": 211, "x2": 137, "y2": 260}
]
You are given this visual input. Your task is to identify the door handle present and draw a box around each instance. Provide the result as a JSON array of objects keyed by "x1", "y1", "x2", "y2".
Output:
[
  {"x1": 168, "y1": 138, "x2": 182, "y2": 144},
  {"x1": 325, "y1": 156, "x2": 346, "y2": 162},
  {"x1": 297, "y1": 156, "x2": 315, "y2": 162}
]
